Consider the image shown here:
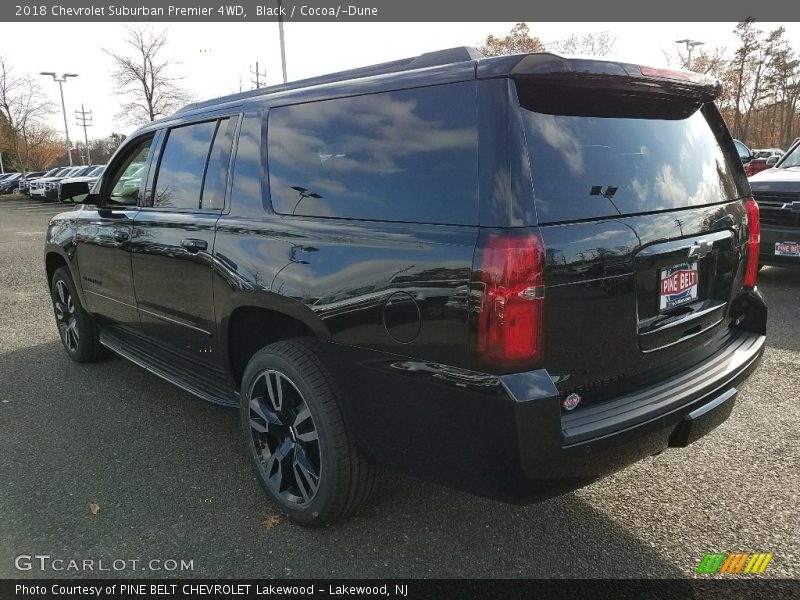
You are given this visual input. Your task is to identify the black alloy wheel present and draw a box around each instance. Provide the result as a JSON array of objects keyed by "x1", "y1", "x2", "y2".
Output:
[
  {"x1": 240, "y1": 339, "x2": 379, "y2": 526},
  {"x1": 248, "y1": 369, "x2": 321, "y2": 507}
]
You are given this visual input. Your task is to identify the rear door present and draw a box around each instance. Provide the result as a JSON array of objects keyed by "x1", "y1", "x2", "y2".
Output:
[
  {"x1": 516, "y1": 81, "x2": 751, "y2": 402},
  {"x1": 130, "y1": 117, "x2": 236, "y2": 362}
]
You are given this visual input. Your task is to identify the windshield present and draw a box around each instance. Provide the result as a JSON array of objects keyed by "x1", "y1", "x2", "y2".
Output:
[
  {"x1": 779, "y1": 144, "x2": 800, "y2": 168},
  {"x1": 89, "y1": 166, "x2": 105, "y2": 176}
]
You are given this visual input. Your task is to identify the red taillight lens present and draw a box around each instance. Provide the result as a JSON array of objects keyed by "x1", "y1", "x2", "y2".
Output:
[
  {"x1": 476, "y1": 231, "x2": 545, "y2": 369},
  {"x1": 743, "y1": 198, "x2": 760, "y2": 289}
]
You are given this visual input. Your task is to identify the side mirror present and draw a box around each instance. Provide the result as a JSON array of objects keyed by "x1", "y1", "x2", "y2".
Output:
[{"x1": 59, "y1": 180, "x2": 92, "y2": 204}]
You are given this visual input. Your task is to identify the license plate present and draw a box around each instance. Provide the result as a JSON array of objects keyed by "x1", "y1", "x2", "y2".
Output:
[
  {"x1": 775, "y1": 242, "x2": 800, "y2": 257},
  {"x1": 659, "y1": 262, "x2": 699, "y2": 311}
]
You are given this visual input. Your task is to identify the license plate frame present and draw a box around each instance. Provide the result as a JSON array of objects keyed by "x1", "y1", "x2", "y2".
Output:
[
  {"x1": 775, "y1": 242, "x2": 800, "y2": 257},
  {"x1": 659, "y1": 262, "x2": 699, "y2": 312}
]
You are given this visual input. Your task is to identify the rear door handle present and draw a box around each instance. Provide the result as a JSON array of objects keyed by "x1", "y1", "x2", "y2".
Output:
[
  {"x1": 180, "y1": 238, "x2": 208, "y2": 253},
  {"x1": 113, "y1": 230, "x2": 130, "y2": 242}
]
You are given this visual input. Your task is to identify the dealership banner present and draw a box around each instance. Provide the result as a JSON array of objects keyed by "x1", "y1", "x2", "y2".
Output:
[
  {"x1": 2, "y1": 0, "x2": 800, "y2": 22},
  {"x1": 2, "y1": 579, "x2": 799, "y2": 599}
]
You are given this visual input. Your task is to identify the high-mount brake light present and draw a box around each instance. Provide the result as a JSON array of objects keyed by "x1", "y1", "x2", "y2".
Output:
[
  {"x1": 640, "y1": 65, "x2": 700, "y2": 82},
  {"x1": 476, "y1": 231, "x2": 545, "y2": 369}
]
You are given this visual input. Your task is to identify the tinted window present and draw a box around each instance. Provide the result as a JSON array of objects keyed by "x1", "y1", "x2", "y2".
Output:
[
  {"x1": 108, "y1": 136, "x2": 153, "y2": 206},
  {"x1": 200, "y1": 117, "x2": 233, "y2": 210},
  {"x1": 779, "y1": 144, "x2": 800, "y2": 168},
  {"x1": 153, "y1": 121, "x2": 217, "y2": 209},
  {"x1": 267, "y1": 82, "x2": 478, "y2": 224},
  {"x1": 521, "y1": 107, "x2": 741, "y2": 223}
]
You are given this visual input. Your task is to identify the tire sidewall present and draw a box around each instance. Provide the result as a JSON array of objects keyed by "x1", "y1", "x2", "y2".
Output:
[{"x1": 240, "y1": 346, "x2": 341, "y2": 525}]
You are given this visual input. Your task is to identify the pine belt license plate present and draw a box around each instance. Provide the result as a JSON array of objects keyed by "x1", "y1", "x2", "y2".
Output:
[
  {"x1": 775, "y1": 242, "x2": 800, "y2": 256},
  {"x1": 659, "y1": 262, "x2": 699, "y2": 311}
]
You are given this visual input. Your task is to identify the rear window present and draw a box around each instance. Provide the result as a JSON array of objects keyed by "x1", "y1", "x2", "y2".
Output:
[
  {"x1": 267, "y1": 82, "x2": 478, "y2": 224},
  {"x1": 520, "y1": 100, "x2": 743, "y2": 223}
]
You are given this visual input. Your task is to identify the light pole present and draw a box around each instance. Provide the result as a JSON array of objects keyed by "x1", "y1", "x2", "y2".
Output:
[
  {"x1": 674, "y1": 39, "x2": 705, "y2": 71},
  {"x1": 40, "y1": 71, "x2": 78, "y2": 166}
]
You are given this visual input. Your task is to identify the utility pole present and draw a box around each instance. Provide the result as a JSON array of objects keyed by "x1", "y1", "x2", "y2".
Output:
[
  {"x1": 250, "y1": 61, "x2": 267, "y2": 89},
  {"x1": 674, "y1": 39, "x2": 705, "y2": 71},
  {"x1": 75, "y1": 104, "x2": 92, "y2": 165},
  {"x1": 40, "y1": 71, "x2": 78, "y2": 166},
  {"x1": 277, "y1": 0, "x2": 288, "y2": 83}
]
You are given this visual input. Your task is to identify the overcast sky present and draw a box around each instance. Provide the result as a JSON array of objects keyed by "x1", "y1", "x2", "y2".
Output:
[{"x1": 3, "y1": 21, "x2": 800, "y2": 140}]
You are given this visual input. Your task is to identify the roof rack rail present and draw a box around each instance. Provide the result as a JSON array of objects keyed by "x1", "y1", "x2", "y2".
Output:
[{"x1": 175, "y1": 46, "x2": 485, "y2": 115}]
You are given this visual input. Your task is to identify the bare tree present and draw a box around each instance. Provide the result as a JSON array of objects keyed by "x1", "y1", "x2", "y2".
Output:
[
  {"x1": 0, "y1": 56, "x2": 55, "y2": 173},
  {"x1": 105, "y1": 25, "x2": 193, "y2": 125},
  {"x1": 479, "y1": 23, "x2": 545, "y2": 57},
  {"x1": 550, "y1": 31, "x2": 617, "y2": 56}
]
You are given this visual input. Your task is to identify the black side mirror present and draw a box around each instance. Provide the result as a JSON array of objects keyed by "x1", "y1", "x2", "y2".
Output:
[{"x1": 59, "y1": 180, "x2": 92, "y2": 204}]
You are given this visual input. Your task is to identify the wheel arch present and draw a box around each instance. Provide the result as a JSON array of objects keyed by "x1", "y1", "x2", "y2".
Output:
[{"x1": 221, "y1": 294, "x2": 331, "y2": 390}]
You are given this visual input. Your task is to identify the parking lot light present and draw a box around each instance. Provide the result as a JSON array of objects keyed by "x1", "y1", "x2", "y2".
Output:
[{"x1": 40, "y1": 72, "x2": 79, "y2": 166}]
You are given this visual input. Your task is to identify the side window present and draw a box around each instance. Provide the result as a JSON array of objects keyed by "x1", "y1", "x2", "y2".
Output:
[
  {"x1": 267, "y1": 82, "x2": 478, "y2": 225},
  {"x1": 153, "y1": 121, "x2": 217, "y2": 209},
  {"x1": 201, "y1": 117, "x2": 234, "y2": 211},
  {"x1": 107, "y1": 136, "x2": 153, "y2": 206}
]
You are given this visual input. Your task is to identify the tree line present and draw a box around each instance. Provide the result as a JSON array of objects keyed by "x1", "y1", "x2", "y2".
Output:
[
  {"x1": 0, "y1": 25, "x2": 189, "y2": 173},
  {"x1": 483, "y1": 22, "x2": 800, "y2": 150}
]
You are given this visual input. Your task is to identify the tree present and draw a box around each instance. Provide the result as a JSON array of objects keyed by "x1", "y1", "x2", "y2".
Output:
[
  {"x1": 105, "y1": 25, "x2": 193, "y2": 125},
  {"x1": 0, "y1": 56, "x2": 55, "y2": 173},
  {"x1": 480, "y1": 23, "x2": 545, "y2": 57},
  {"x1": 731, "y1": 19, "x2": 760, "y2": 139},
  {"x1": 550, "y1": 31, "x2": 616, "y2": 56}
]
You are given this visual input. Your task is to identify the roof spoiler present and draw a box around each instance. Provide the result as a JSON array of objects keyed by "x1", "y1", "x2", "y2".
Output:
[{"x1": 478, "y1": 53, "x2": 722, "y2": 103}]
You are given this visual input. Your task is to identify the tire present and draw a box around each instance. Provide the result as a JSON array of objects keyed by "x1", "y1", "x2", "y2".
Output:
[
  {"x1": 50, "y1": 266, "x2": 104, "y2": 363},
  {"x1": 240, "y1": 338, "x2": 379, "y2": 526}
]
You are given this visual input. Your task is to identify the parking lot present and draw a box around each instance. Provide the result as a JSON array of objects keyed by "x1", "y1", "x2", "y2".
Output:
[{"x1": 0, "y1": 194, "x2": 797, "y2": 579}]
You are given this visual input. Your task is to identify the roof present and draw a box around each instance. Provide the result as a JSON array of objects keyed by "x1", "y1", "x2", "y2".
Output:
[{"x1": 175, "y1": 46, "x2": 485, "y2": 115}]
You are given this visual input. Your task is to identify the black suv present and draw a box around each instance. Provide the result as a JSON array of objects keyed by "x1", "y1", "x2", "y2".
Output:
[
  {"x1": 48, "y1": 48, "x2": 767, "y2": 526},
  {"x1": 749, "y1": 138, "x2": 800, "y2": 267}
]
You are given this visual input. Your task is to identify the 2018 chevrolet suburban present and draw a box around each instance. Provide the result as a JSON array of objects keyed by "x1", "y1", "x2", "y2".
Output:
[{"x1": 47, "y1": 48, "x2": 767, "y2": 526}]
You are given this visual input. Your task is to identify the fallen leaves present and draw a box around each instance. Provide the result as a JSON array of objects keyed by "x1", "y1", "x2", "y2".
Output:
[
  {"x1": 261, "y1": 514, "x2": 280, "y2": 529},
  {"x1": 89, "y1": 502, "x2": 100, "y2": 515}
]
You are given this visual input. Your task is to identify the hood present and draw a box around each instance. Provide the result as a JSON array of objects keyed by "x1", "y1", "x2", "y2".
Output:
[{"x1": 749, "y1": 166, "x2": 800, "y2": 192}]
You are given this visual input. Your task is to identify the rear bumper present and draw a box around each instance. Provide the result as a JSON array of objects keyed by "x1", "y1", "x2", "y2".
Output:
[
  {"x1": 324, "y1": 298, "x2": 766, "y2": 503},
  {"x1": 759, "y1": 226, "x2": 800, "y2": 267}
]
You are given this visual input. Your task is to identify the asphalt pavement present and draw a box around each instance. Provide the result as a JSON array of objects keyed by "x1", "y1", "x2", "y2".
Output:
[{"x1": 0, "y1": 195, "x2": 797, "y2": 579}]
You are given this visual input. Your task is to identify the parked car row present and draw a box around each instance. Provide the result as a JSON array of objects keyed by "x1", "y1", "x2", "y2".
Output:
[
  {"x1": 748, "y1": 136, "x2": 800, "y2": 269},
  {"x1": 17, "y1": 165, "x2": 106, "y2": 202}
]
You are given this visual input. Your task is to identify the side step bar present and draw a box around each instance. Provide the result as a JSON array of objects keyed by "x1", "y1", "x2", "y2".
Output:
[{"x1": 99, "y1": 326, "x2": 239, "y2": 408}]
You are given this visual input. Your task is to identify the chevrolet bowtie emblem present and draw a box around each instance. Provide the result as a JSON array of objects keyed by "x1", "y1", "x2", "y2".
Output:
[
  {"x1": 688, "y1": 239, "x2": 712, "y2": 259},
  {"x1": 781, "y1": 201, "x2": 800, "y2": 212}
]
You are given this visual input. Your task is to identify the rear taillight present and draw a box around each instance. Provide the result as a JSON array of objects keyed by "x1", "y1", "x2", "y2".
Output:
[
  {"x1": 743, "y1": 198, "x2": 760, "y2": 289},
  {"x1": 475, "y1": 230, "x2": 545, "y2": 370}
]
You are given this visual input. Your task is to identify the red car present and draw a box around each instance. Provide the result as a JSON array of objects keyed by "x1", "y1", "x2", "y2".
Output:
[{"x1": 745, "y1": 157, "x2": 769, "y2": 176}]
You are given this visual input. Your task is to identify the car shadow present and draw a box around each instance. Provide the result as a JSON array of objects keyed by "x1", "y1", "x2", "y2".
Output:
[{"x1": 0, "y1": 341, "x2": 684, "y2": 579}]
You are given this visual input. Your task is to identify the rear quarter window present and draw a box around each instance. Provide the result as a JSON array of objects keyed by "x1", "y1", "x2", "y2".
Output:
[
  {"x1": 266, "y1": 82, "x2": 478, "y2": 225},
  {"x1": 521, "y1": 103, "x2": 744, "y2": 224}
]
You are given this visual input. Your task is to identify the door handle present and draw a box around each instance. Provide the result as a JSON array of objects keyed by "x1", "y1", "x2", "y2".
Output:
[
  {"x1": 113, "y1": 230, "x2": 130, "y2": 242},
  {"x1": 180, "y1": 238, "x2": 208, "y2": 253}
]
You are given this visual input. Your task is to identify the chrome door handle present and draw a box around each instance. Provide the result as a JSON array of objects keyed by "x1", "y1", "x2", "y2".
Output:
[{"x1": 180, "y1": 238, "x2": 208, "y2": 253}]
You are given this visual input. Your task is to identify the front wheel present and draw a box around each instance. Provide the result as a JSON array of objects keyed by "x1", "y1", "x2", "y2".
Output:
[
  {"x1": 240, "y1": 339, "x2": 379, "y2": 526},
  {"x1": 50, "y1": 266, "x2": 104, "y2": 363}
]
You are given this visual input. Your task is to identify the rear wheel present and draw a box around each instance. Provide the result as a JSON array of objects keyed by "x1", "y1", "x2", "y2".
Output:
[
  {"x1": 240, "y1": 339, "x2": 379, "y2": 526},
  {"x1": 50, "y1": 267, "x2": 104, "y2": 363}
]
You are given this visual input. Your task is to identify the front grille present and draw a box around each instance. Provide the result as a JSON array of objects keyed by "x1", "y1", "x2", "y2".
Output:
[{"x1": 753, "y1": 192, "x2": 800, "y2": 229}]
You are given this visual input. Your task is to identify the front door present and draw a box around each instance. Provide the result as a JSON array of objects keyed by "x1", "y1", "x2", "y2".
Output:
[{"x1": 74, "y1": 134, "x2": 155, "y2": 329}]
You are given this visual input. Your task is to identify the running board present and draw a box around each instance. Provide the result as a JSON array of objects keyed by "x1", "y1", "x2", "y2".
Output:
[{"x1": 99, "y1": 326, "x2": 239, "y2": 408}]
